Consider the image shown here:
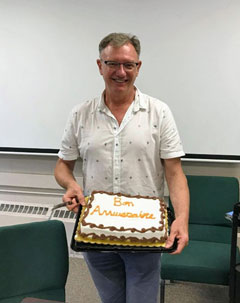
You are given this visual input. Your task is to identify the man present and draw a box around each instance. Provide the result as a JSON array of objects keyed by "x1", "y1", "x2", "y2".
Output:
[{"x1": 54, "y1": 32, "x2": 189, "y2": 303}]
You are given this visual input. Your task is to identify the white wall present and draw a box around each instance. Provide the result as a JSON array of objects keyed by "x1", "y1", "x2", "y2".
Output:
[
  {"x1": 0, "y1": 153, "x2": 82, "y2": 204},
  {"x1": 1, "y1": 0, "x2": 240, "y2": 156}
]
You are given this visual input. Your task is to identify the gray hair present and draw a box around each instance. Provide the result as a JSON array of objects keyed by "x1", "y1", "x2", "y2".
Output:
[{"x1": 99, "y1": 32, "x2": 141, "y2": 57}]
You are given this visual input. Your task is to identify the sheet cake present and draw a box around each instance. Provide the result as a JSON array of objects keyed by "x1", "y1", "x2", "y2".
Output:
[{"x1": 75, "y1": 191, "x2": 168, "y2": 247}]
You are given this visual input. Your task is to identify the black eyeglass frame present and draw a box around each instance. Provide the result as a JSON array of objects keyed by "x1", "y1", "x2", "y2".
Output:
[{"x1": 102, "y1": 60, "x2": 140, "y2": 69}]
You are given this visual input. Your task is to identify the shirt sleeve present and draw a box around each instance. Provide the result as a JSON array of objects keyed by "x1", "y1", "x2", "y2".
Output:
[
  {"x1": 159, "y1": 104, "x2": 185, "y2": 159},
  {"x1": 58, "y1": 107, "x2": 80, "y2": 161}
]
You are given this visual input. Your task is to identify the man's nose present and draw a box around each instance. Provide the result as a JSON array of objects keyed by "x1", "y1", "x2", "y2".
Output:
[{"x1": 116, "y1": 64, "x2": 127, "y2": 75}]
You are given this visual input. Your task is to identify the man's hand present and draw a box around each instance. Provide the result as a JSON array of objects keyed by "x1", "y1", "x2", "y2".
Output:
[
  {"x1": 165, "y1": 216, "x2": 189, "y2": 254},
  {"x1": 63, "y1": 183, "x2": 85, "y2": 213}
]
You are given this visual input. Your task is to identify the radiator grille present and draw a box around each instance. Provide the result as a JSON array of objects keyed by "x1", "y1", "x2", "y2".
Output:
[
  {"x1": 52, "y1": 208, "x2": 76, "y2": 220},
  {"x1": 0, "y1": 202, "x2": 49, "y2": 216},
  {"x1": 0, "y1": 201, "x2": 77, "y2": 222}
]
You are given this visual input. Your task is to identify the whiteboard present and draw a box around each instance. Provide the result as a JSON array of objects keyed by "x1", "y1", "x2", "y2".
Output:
[{"x1": 0, "y1": 0, "x2": 240, "y2": 158}]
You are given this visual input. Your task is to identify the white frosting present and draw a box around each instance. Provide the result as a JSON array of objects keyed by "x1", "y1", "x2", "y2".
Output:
[{"x1": 80, "y1": 192, "x2": 167, "y2": 243}]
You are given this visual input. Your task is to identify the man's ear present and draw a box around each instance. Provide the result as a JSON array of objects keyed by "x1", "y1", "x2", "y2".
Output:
[
  {"x1": 136, "y1": 60, "x2": 142, "y2": 76},
  {"x1": 96, "y1": 59, "x2": 103, "y2": 75}
]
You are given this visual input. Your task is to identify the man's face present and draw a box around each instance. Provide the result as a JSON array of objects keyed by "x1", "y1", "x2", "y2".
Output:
[{"x1": 97, "y1": 43, "x2": 142, "y2": 95}]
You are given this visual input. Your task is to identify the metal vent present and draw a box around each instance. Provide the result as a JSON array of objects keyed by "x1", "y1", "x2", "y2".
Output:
[
  {"x1": 0, "y1": 201, "x2": 77, "y2": 222},
  {"x1": 0, "y1": 201, "x2": 51, "y2": 218},
  {"x1": 52, "y1": 208, "x2": 77, "y2": 222}
]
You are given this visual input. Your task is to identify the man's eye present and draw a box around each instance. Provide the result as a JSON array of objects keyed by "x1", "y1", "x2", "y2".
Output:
[
  {"x1": 108, "y1": 62, "x2": 118, "y2": 67},
  {"x1": 124, "y1": 63, "x2": 134, "y2": 69}
]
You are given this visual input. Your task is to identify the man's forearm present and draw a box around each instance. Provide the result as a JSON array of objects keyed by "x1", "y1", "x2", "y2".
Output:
[
  {"x1": 54, "y1": 158, "x2": 77, "y2": 189},
  {"x1": 163, "y1": 157, "x2": 189, "y2": 253},
  {"x1": 167, "y1": 171, "x2": 189, "y2": 220},
  {"x1": 164, "y1": 158, "x2": 189, "y2": 220},
  {"x1": 54, "y1": 158, "x2": 85, "y2": 209}
]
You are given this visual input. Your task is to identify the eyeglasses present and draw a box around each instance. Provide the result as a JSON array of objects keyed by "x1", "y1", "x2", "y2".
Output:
[{"x1": 102, "y1": 60, "x2": 139, "y2": 71}]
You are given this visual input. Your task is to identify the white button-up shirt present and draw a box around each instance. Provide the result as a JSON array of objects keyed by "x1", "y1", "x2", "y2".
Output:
[{"x1": 58, "y1": 88, "x2": 185, "y2": 198}]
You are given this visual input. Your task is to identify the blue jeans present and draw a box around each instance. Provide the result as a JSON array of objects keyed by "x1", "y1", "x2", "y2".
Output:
[{"x1": 83, "y1": 251, "x2": 161, "y2": 303}]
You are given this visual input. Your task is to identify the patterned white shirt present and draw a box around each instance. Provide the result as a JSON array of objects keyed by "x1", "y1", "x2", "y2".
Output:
[{"x1": 58, "y1": 88, "x2": 185, "y2": 197}]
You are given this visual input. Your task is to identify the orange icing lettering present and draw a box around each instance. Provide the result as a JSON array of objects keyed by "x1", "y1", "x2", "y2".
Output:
[
  {"x1": 114, "y1": 197, "x2": 134, "y2": 207},
  {"x1": 89, "y1": 205, "x2": 155, "y2": 219},
  {"x1": 114, "y1": 197, "x2": 122, "y2": 206},
  {"x1": 124, "y1": 201, "x2": 134, "y2": 207},
  {"x1": 90, "y1": 205, "x2": 101, "y2": 216}
]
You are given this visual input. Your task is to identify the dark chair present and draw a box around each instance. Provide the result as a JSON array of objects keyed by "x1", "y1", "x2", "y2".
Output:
[
  {"x1": 0, "y1": 220, "x2": 69, "y2": 303},
  {"x1": 160, "y1": 175, "x2": 240, "y2": 303}
]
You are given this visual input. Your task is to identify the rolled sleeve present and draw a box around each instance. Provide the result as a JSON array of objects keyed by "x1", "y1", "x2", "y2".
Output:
[
  {"x1": 160, "y1": 104, "x2": 185, "y2": 159},
  {"x1": 58, "y1": 109, "x2": 80, "y2": 161}
]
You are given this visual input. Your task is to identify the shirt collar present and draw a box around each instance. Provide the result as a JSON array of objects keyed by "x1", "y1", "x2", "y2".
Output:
[
  {"x1": 97, "y1": 87, "x2": 147, "y2": 113},
  {"x1": 133, "y1": 87, "x2": 147, "y2": 112},
  {"x1": 97, "y1": 92, "x2": 107, "y2": 113}
]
